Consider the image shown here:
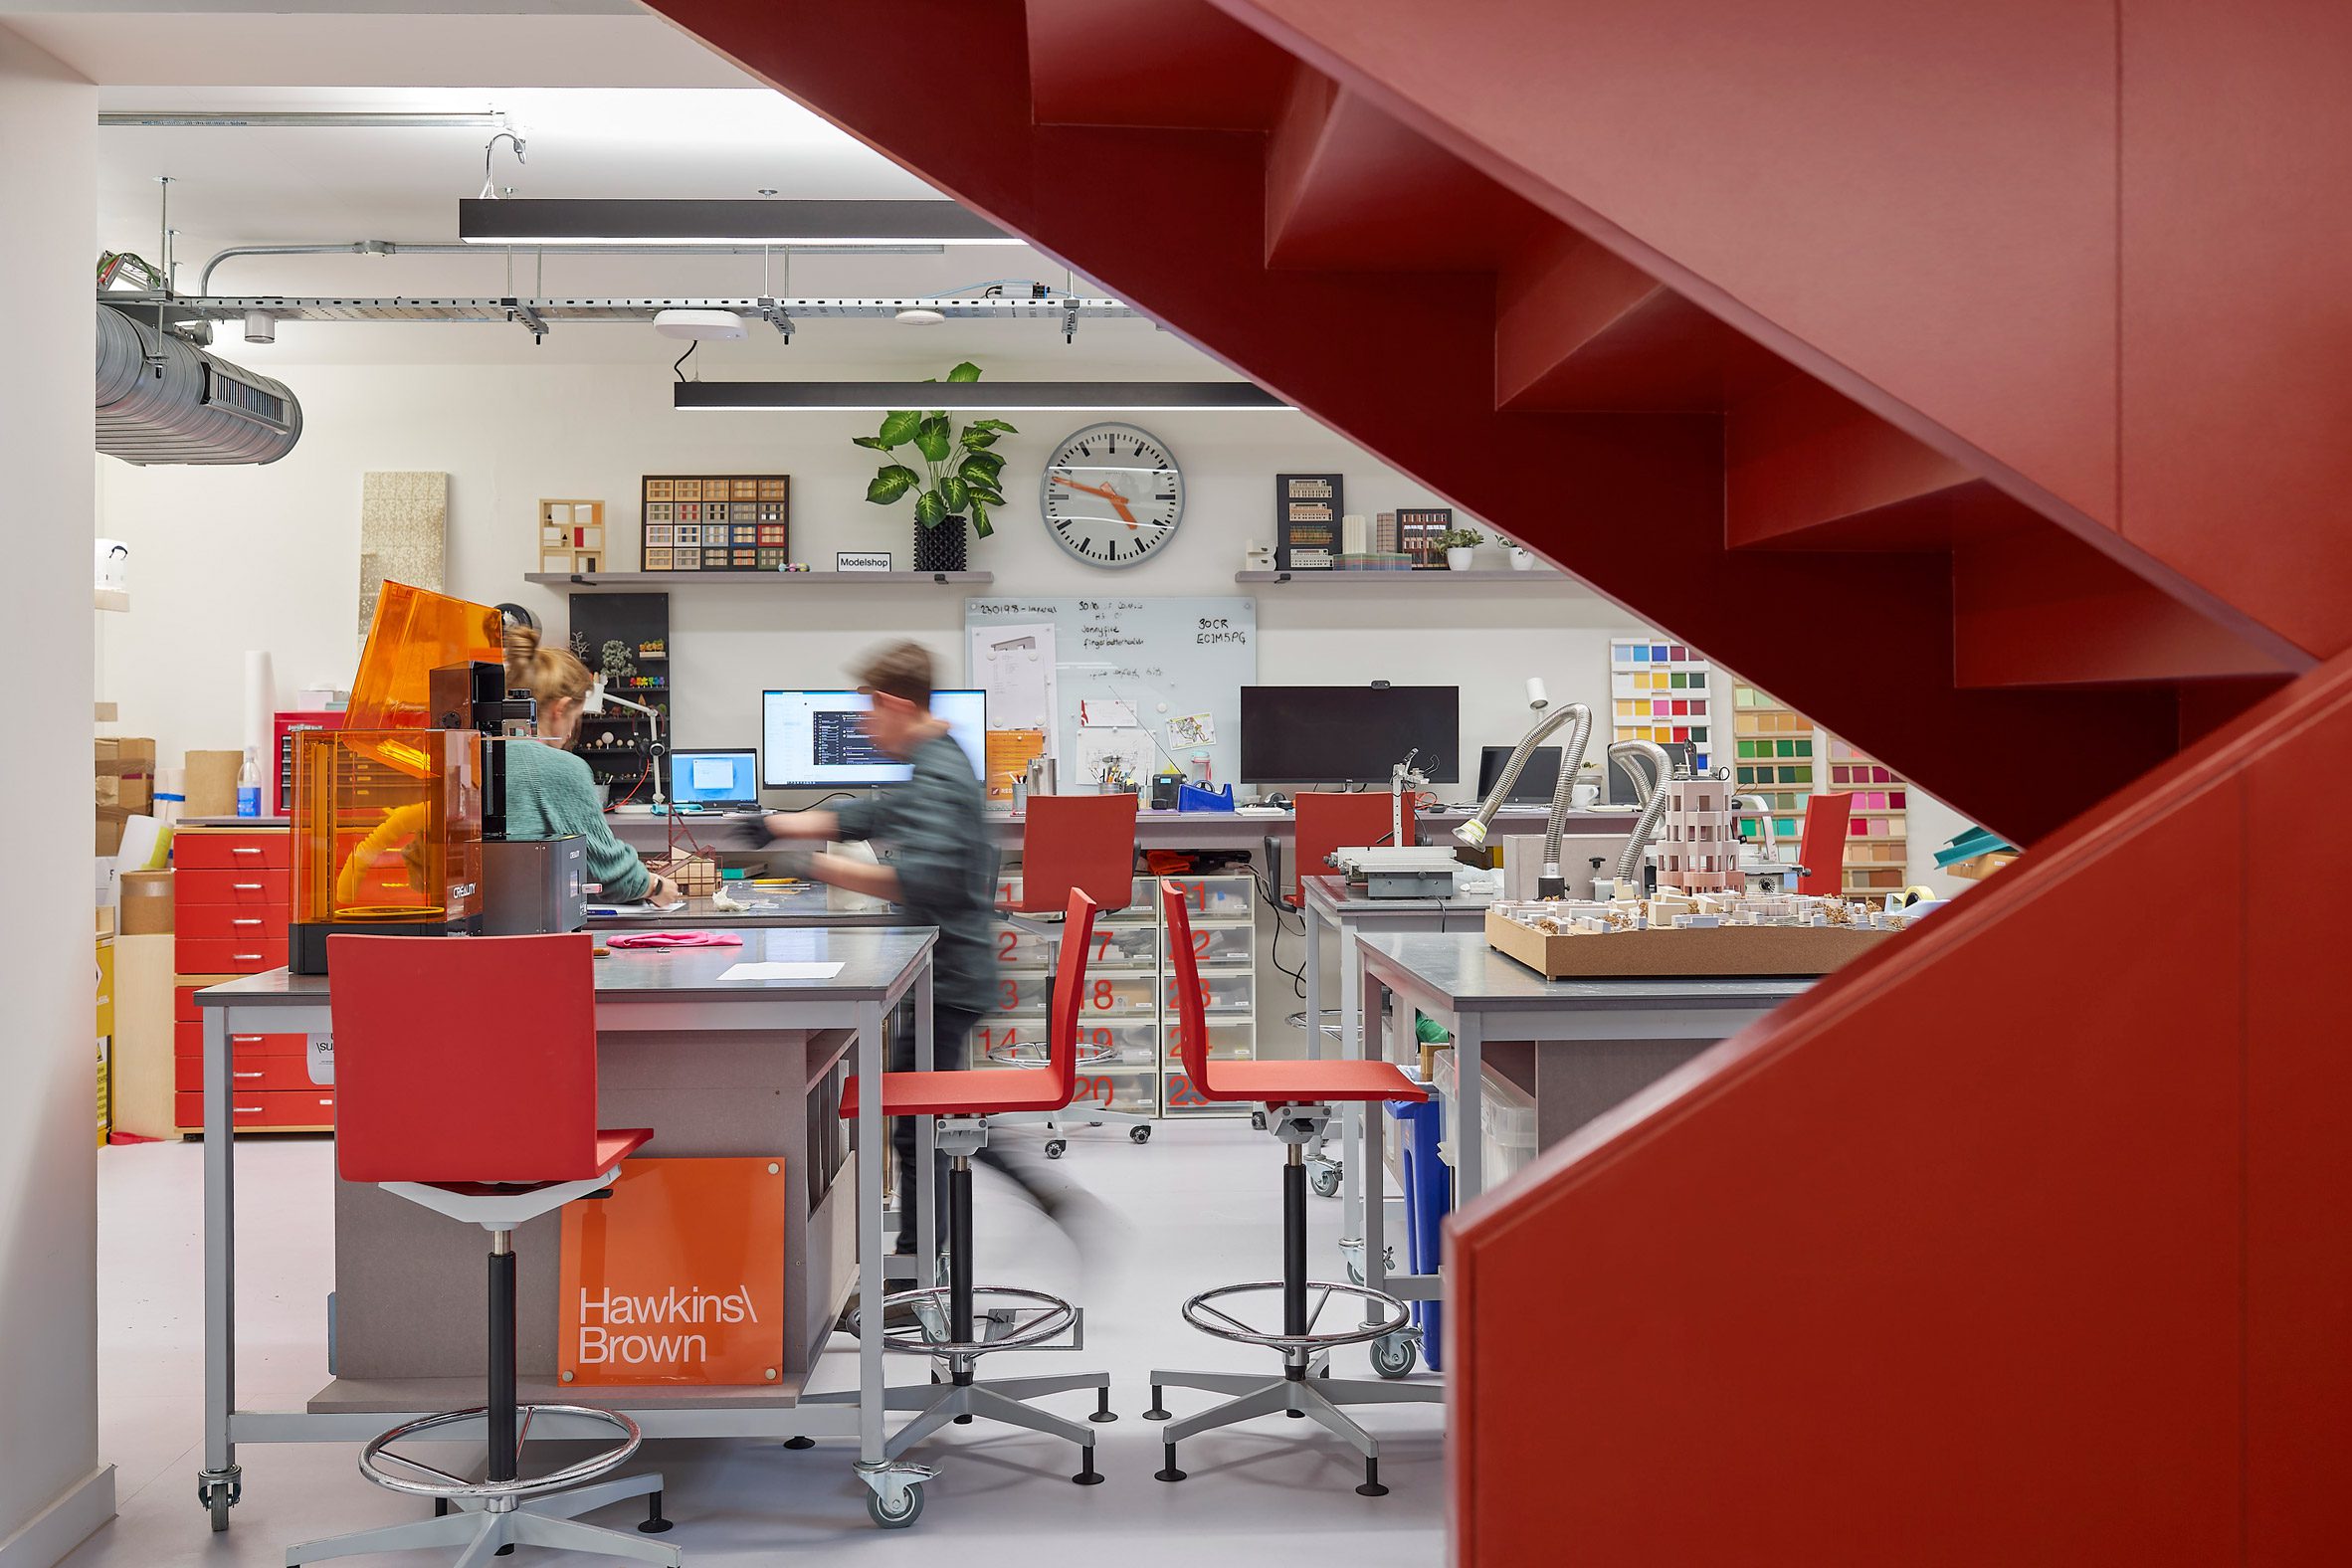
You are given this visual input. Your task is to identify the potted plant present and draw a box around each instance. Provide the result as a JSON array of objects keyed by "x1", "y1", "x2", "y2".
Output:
[
  {"x1": 1501, "y1": 536, "x2": 1536, "y2": 571},
  {"x1": 1437, "y1": 524, "x2": 1486, "y2": 571},
  {"x1": 855, "y1": 361, "x2": 1014, "y2": 572}
]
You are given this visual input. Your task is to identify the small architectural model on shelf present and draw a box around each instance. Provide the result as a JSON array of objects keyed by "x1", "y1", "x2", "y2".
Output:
[
  {"x1": 1274, "y1": 473, "x2": 1342, "y2": 570},
  {"x1": 640, "y1": 474, "x2": 790, "y2": 572},
  {"x1": 1394, "y1": 506, "x2": 1454, "y2": 568},
  {"x1": 538, "y1": 499, "x2": 605, "y2": 574}
]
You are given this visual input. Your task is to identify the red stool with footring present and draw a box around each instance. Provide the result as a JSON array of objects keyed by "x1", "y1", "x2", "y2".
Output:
[
  {"x1": 813, "y1": 887, "x2": 1115, "y2": 1493},
  {"x1": 288, "y1": 933, "x2": 679, "y2": 1568},
  {"x1": 1144, "y1": 880, "x2": 1441, "y2": 1496}
]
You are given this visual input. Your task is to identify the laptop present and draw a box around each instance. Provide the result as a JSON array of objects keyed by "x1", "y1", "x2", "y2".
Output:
[
  {"x1": 667, "y1": 748, "x2": 761, "y2": 812},
  {"x1": 1474, "y1": 744, "x2": 1563, "y2": 805}
]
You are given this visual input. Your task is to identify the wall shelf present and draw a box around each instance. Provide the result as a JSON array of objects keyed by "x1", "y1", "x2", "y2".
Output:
[
  {"x1": 1234, "y1": 568, "x2": 1570, "y2": 585},
  {"x1": 526, "y1": 570, "x2": 993, "y2": 590}
]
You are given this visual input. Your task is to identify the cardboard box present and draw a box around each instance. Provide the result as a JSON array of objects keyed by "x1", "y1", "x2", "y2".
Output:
[
  {"x1": 1484, "y1": 905, "x2": 1889, "y2": 979},
  {"x1": 183, "y1": 750, "x2": 244, "y2": 818},
  {"x1": 120, "y1": 869, "x2": 174, "y2": 934}
]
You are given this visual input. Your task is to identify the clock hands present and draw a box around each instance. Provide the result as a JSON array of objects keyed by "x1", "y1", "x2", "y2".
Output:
[{"x1": 1050, "y1": 473, "x2": 1139, "y2": 527}]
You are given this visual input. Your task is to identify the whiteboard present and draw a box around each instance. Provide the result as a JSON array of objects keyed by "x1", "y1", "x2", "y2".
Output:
[{"x1": 966, "y1": 595, "x2": 1257, "y2": 788}]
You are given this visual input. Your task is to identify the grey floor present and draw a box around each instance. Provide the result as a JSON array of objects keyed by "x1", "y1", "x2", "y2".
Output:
[{"x1": 71, "y1": 1120, "x2": 1444, "y2": 1565}]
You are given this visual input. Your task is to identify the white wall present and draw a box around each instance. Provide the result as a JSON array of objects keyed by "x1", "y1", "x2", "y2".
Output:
[{"x1": 0, "y1": 24, "x2": 111, "y2": 1568}]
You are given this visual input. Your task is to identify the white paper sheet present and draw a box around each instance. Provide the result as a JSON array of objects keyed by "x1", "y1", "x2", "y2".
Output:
[
  {"x1": 1078, "y1": 698, "x2": 1138, "y2": 729},
  {"x1": 1076, "y1": 728, "x2": 1153, "y2": 793},
  {"x1": 968, "y1": 624, "x2": 1058, "y2": 735},
  {"x1": 718, "y1": 960, "x2": 847, "y2": 982}
]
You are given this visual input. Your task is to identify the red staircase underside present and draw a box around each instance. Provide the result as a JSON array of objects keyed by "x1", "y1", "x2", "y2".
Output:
[
  {"x1": 1451, "y1": 652, "x2": 2352, "y2": 1564},
  {"x1": 643, "y1": 2, "x2": 2352, "y2": 1558}
]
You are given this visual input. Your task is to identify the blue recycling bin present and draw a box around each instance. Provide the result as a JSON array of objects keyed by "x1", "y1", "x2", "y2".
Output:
[{"x1": 1383, "y1": 1096, "x2": 1450, "y2": 1371}]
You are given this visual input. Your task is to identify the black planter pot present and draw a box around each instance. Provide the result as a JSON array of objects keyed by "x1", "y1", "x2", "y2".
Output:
[{"x1": 913, "y1": 515, "x2": 970, "y2": 573}]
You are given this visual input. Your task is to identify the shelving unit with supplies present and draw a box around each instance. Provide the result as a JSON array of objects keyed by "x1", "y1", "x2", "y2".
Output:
[
  {"x1": 980, "y1": 872, "x2": 1259, "y2": 1120},
  {"x1": 566, "y1": 591, "x2": 670, "y2": 800},
  {"x1": 1728, "y1": 680, "x2": 1910, "y2": 897}
]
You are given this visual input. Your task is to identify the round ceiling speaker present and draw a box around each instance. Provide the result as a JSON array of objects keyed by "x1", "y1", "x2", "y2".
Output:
[
  {"x1": 894, "y1": 307, "x2": 947, "y2": 326},
  {"x1": 652, "y1": 307, "x2": 748, "y2": 341}
]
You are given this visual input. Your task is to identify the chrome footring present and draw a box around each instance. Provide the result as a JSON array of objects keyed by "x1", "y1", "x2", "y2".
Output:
[
  {"x1": 358, "y1": 1405, "x2": 643, "y2": 1503},
  {"x1": 986, "y1": 1042, "x2": 1115, "y2": 1067},
  {"x1": 849, "y1": 1285, "x2": 1078, "y2": 1358},
  {"x1": 1179, "y1": 1281, "x2": 1410, "y2": 1352}
]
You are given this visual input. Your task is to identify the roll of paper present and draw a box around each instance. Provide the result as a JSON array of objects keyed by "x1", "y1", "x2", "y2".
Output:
[{"x1": 242, "y1": 650, "x2": 275, "y2": 757}]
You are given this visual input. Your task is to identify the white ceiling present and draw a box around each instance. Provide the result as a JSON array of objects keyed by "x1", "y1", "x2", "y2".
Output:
[{"x1": 40, "y1": 4, "x2": 1224, "y2": 372}]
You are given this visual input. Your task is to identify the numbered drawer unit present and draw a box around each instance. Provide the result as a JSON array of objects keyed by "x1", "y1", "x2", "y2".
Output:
[
  {"x1": 1157, "y1": 874, "x2": 1260, "y2": 1118},
  {"x1": 172, "y1": 982, "x2": 332, "y2": 1134},
  {"x1": 971, "y1": 1016, "x2": 1162, "y2": 1116}
]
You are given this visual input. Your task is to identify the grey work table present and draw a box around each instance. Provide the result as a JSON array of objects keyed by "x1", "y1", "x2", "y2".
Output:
[
  {"x1": 586, "y1": 883, "x2": 895, "y2": 929},
  {"x1": 1349, "y1": 930, "x2": 1811, "y2": 1328},
  {"x1": 1296, "y1": 877, "x2": 1496, "y2": 1253},
  {"x1": 192, "y1": 926, "x2": 941, "y2": 1531}
]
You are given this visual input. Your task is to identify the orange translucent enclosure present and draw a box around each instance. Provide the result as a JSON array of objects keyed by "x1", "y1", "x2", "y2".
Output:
[
  {"x1": 292, "y1": 728, "x2": 484, "y2": 927},
  {"x1": 347, "y1": 582, "x2": 502, "y2": 730}
]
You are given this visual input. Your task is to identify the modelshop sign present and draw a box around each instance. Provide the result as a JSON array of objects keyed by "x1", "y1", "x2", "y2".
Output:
[{"x1": 559, "y1": 1156, "x2": 786, "y2": 1385}]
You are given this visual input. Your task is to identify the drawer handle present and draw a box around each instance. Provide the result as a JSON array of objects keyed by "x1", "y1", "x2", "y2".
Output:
[
  {"x1": 232, "y1": 953, "x2": 264, "y2": 962},
  {"x1": 232, "y1": 918, "x2": 263, "y2": 927},
  {"x1": 234, "y1": 1072, "x2": 265, "y2": 1079},
  {"x1": 232, "y1": 847, "x2": 264, "y2": 856},
  {"x1": 235, "y1": 1105, "x2": 263, "y2": 1114},
  {"x1": 232, "y1": 1035, "x2": 264, "y2": 1044},
  {"x1": 232, "y1": 882, "x2": 264, "y2": 890}
]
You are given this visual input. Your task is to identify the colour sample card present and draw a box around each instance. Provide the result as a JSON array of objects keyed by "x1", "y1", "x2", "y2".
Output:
[{"x1": 1608, "y1": 638, "x2": 1712, "y2": 772}]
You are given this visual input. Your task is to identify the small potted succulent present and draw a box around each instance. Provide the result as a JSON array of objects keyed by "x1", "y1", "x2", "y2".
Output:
[
  {"x1": 1438, "y1": 524, "x2": 1486, "y2": 571},
  {"x1": 855, "y1": 360, "x2": 1014, "y2": 573},
  {"x1": 1501, "y1": 536, "x2": 1536, "y2": 571}
]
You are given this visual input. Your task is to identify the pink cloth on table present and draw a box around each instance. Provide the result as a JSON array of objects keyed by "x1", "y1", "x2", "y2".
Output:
[{"x1": 604, "y1": 931, "x2": 743, "y2": 949}]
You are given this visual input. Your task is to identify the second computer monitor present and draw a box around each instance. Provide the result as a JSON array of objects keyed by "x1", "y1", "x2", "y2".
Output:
[
  {"x1": 761, "y1": 688, "x2": 987, "y2": 788},
  {"x1": 1238, "y1": 685, "x2": 1460, "y2": 785}
]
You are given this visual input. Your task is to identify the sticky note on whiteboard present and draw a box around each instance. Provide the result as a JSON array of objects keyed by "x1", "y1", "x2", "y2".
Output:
[
  {"x1": 691, "y1": 757, "x2": 734, "y2": 791},
  {"x1": 1079, "y1": 699, "x2": 1138, "y2": 728}
]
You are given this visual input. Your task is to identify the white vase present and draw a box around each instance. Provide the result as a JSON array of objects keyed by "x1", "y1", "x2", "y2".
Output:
[
  {"x1": 1507, "y1": 547, "x2": 1534, "y2": 571},
  {"x1": 1446, "y1": 547, "x2": 1475, "y2": 571}
]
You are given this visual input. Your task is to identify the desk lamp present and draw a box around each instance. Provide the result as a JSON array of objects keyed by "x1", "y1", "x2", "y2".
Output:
[{"x1": 585, "y1": 676, "x2": 667, "y2": 811}]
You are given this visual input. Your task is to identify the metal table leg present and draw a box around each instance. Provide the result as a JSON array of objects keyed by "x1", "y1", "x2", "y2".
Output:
[
  {"x1": 200, "y1": 1003, "x2": 241, "y2": 1531},
  {"x1": 915, "y1": 965, "x2": 936, "y2": 1272},
  {"x1": 1354, "y1": 950, "x2": 1383, "y2": 1323}
]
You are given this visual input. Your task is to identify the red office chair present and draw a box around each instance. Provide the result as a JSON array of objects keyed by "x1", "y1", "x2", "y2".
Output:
[
  {"x1": 822, "y1": 888, "x2": 1114, "y2": 1485},
  {"x1": 993, "y1": 794, "x2": 1150, "y2": 1150},
  {"x1": 1287, "y1": 791, "x2": 1416, "y2": 907},
  {"x1": 1796, "y1": 792, "x2": 1857, "y2": 896},
  {"x1": 1143, "y1": 882, "x2": 1439, "y2": 1497},
  {"x1": 292, "y1": 934, "x2": 677, "y2": 1568}
]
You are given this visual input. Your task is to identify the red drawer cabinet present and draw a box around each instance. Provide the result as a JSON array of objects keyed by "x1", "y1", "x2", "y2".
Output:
[
  {"x1": 175, "y1": 1054, "x2": 318, "y2": 1094},
  {"x1": 175, "y1": 1089, "x2": 334, "y2": 1131},
  {"x1": 174, "y1": 830, "x2": 292, "y2": 872},
  {"x1": 176, "y1": 868, "x2": 291, "y2": 907}
]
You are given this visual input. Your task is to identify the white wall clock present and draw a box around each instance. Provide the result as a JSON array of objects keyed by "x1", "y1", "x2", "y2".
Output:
[{"x1": 1039, "y1": 422, "x2": 1185, "y2": 569}]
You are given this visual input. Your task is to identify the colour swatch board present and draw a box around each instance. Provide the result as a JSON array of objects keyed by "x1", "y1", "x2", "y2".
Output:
[
  {"x1": 1610, "y1": 638, "x2": 1712, "y2": 772},
  {"x1": 1730, "y1": 683, "x2": 1813, "y2": 845},
  {"x1": 1728, "y1": 680, "x2": 1910, "y2": 896}
]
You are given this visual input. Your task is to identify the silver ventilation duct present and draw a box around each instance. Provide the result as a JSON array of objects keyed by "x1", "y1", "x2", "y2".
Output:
[{"x1": 96, "y1": 304, "x2": 301, "y2": 465}]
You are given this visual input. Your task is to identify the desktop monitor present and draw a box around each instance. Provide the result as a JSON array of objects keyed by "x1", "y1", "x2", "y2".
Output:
[
  {"x1": 667, "y1": 748, "x2": 760, "y2": 809},
  {"x1": 761, "y1": 688, "x2": 987, "y2": 788},
  {"x1": 1605, "y1": 740, "x2": 1695, "y2": 806},
  {"x1": 1473, "y1": 744, "x2": 1562, "y2": 806},
  {"x1": 1239, "y1": 685, "x2": 1460, "y2": 785}
]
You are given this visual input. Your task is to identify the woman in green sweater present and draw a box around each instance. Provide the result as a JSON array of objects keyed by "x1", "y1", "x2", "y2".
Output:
[{"x1": 502, "y1": 626, "x2": 679, "y2": 905}]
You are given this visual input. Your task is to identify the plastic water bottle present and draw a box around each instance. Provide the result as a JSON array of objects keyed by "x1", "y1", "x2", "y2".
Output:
[{"x1": 236, "y1": 747, "x2": 262, "y2": 818}]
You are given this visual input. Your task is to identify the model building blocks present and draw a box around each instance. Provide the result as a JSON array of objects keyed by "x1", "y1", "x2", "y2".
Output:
[{"x1": 538, "y1": 498, "x2": 605, "y2": 574}]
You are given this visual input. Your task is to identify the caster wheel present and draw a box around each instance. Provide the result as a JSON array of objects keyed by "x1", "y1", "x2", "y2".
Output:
[
  {"x1": 199, "y1": 1476, "x2": 239, "y2": 1534},
  {"x1": 868, "y1": 1482, "x2": 924, "y2": 1529},
  {"x1": 1045, "y1": 1140, "x2": 1068, "y2": 1160},
  {"x1": 1129, "y1": 1124, "x2": 1152, "y2": 1144},
  {"x1": 1371, "y1": 1330, "x2": 1418, "y2": 1380},
  {"x1": 207, "y1": 1493, "x2": 231, "y2": 1534},
  {"x1": 1308, "y1": 1162, "x2": 1341, "y2": 1199}
]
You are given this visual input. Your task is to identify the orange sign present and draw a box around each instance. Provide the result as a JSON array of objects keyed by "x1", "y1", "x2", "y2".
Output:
[
  {"x1": 559, "y1": 1156, "x2": 786, "y2": 1386},
  {"x1": 984, "y1": 727, "x2": 1047, "y2": 804}
]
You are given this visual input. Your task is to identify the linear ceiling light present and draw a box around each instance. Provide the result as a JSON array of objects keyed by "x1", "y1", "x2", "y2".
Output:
[
  {"x1": 460, "y1": 198, "x2": 1020, "y2": 248},
  {"x1": 102, "y1": 111, "x2": 506, "y2": 129},
  {"x1": 675, "y1": 382, "x2": 1290, "y2": 412}
]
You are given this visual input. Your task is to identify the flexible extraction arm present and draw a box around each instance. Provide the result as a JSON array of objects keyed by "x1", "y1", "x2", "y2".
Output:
[
  {"x1": 1608, "y1": 739, "x2": 1673, "y2": 885},
  {"x1": 1454, "y1": 689, "x2": 1595, "y2": 896}
]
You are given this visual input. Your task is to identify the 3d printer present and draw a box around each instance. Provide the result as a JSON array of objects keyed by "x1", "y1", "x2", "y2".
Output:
[{"x1": 290, "y1": 584, "x2": 583, "y2": 972}]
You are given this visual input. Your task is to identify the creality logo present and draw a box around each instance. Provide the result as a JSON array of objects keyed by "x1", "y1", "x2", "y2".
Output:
[{"x1": 575, "y1": 1284, "x2": 759, "y2": 1367}]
